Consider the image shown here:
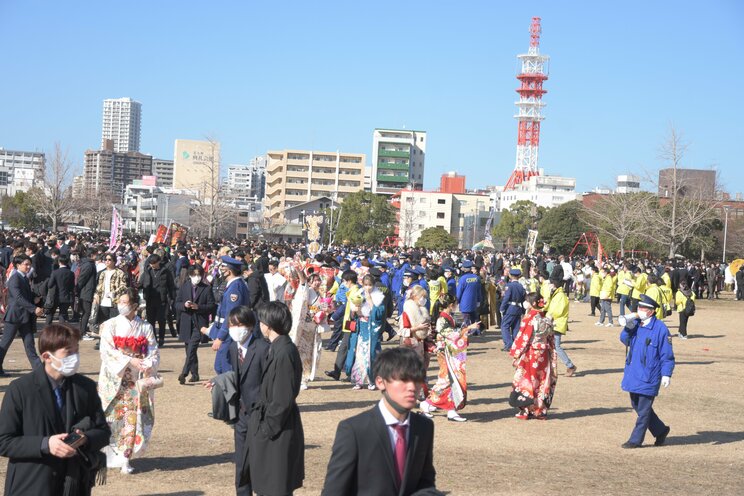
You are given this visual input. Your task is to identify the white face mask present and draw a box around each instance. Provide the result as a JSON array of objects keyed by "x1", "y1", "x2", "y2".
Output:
[
  {"x1": 522, "y1": 301, "x2": 532, "y2": 311},
  {"x1": 190, "y1": 276, "x2": 201, "y2": 286},
  {"x1": 117, "y1": 303, "x2": 132, "y2": 316},
  {"x1": 229, "y1": 326, "x2": 250, "y2": 344},
  {"x1": 50, "y1": 353, "x2": 80, "y2": 377},
  {"x1": 638, "y1": 309, "x2": 653, "y2": 321}
]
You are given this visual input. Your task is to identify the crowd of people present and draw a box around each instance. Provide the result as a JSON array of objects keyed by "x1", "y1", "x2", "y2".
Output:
[{"x1": 0, "y1": 227, "x2": 740, "y2": 495}]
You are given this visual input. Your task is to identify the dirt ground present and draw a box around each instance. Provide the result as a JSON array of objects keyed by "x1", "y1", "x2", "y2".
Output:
[{"x1": 1, "y1": 294, "x2": 743, "y2": 495}]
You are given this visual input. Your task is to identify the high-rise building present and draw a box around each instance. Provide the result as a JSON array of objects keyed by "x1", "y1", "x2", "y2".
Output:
[
  {"x1": 82, "y1": 140, "x2": 152, "y2": 200},
  {"x1": 371, "y1": 128, "x2": 426, "y2": 194},
  {"x1": 101, "y1": 97, "x2": 142, "y2": 153},
  {"x1": 264, "y1": 149, "x2": 365, "y2": 223},
  {"x1": 227, "y1": 155, "x2": 266, "y2": 201},
  {"x1": 152, "y1": 158, "x2": 174, "y2": 188},
  {"x1": 0, "y1": 148, "x2": 45, "y2": 196},
  {"x1": 173, "y1": 139, "x2": 220, "y2": 200}
]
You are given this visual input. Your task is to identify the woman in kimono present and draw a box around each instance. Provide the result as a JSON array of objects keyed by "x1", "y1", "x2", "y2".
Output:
[
  {"x1": 420, "y1": 294, "x2": 480, "y2": 422},
  {"x1": 289, "y1": 272, "x2": 325, "y2": 390},
  {"x1": 345, "y1": 274, "x2": 385, "y2": 390},
  {"x1": 399, "y1": 285, "x2": 431, "y2": 398},
  {"x1": 509, "y1": 292, "x2": 557, "y2": 420},
  {"x1": 98, "y1": 287, "x2": 159, "y2": 474}
]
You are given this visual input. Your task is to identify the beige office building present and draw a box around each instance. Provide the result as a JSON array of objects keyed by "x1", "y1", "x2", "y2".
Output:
[
  {"x1": 264, "y1": 150, "x2": 365, "y2": 224},
  {"x1": 173, "y1": 139, "x2": 220, "y2": 199}
]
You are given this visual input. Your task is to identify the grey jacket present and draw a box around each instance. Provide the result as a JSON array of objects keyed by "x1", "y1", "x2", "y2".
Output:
[{"x1": 211, "y1": 371, "x2": 238, "y2": 423}]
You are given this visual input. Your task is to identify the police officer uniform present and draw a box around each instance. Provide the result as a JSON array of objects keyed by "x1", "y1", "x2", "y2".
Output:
[
  {"x1": 499, "y1": 268, "x2": 526, "y2": 351},
  {"x1": 619, "y1": 295, "x2": 675, "y2": 448},
  {"x1": 456, "y1": 260, "x2": 482, "y2": 330},
  {"x1": 208, "y1": 256, "x2": 250, "y2": 374}
]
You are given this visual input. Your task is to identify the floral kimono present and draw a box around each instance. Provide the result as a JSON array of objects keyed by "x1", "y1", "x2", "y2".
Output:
[
  {"x1": 98, "y1": 314, "x2": 159, "y2": 460},
  {"x1": 509, "y1": 309, "x2": 557, "y2": 418},
  {"x1": 427, "y1": 312, "x2": 468, "y2": 411},
  {"x1": 289, "y1": 284, "x2": 324, "y2": 387},
  {"x1": 345, "y1": 290, "x2": 385, "y2": 387}
]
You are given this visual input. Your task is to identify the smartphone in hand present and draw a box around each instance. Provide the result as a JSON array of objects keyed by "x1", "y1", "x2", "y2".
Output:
[{"x1": 63, "y1": 431, "x2": 85, "y2": 449}]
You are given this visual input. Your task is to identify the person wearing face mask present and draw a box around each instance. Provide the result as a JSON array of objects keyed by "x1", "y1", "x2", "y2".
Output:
[
  {"x1": 175, "y1": 264, "x2": 217, "y2": 384},
  {"x1": 0, "y1": 324, "x2": 111, "y2": 496},
  {"x1": 98, "y1": 288, "x2": 160, "y2": 473},
  {"x1": 322, "y1": 347, "x2": 436, "y2": 495},
  {"x1": 619, "y1": 294, "x2": 675, "y2": 449},
  {"x1": 345, "y1": 275, "x2": 386, "y2": 391},
  {"x1": 205, "y1": 305, "x2": 269, "y2": 496}
]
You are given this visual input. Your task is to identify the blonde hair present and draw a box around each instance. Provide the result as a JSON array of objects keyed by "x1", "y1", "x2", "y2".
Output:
[{"x1": 409, "y1": 285, "x2": 427, "y2": 301}]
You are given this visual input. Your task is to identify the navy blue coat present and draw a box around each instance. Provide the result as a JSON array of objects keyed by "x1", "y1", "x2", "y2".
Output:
[
  {"x1": 620, "y1": 317, "x2": 675, "y2": 396},
  {"x1": 209, "y1": 277, "x2": 251, "y2": 373},
  {"x1": 456, "y1": 273, "x2": 482, "y2": 313}
]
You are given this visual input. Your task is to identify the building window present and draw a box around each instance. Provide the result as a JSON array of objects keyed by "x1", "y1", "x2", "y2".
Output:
[
  {"x1": 436, "y1": 212, "x2": 445, "y2": 219},
  {"x1": 437, "y1": 199, "x2": 445, "y2": 204},
  {"x1": 419, "y1": 198, "x2": 426, "y2": 203}
]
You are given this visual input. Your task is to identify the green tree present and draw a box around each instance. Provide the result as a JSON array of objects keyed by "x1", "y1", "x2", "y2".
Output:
[
  {"x1": 492, "y1": 200, "x2": 544, "y2": 246},
  {"x1": 1, "y1": 191, "x2": 43, "y2": 228},
  {"x1": 537, "y1": 200, "x2": 587, "y2": 254},
  {"x1": 335, "y1": 191, "x2": 395, "y2": 245},
  {"x1": 415, "y1": 227, "x2": 458, "y2": 250}
]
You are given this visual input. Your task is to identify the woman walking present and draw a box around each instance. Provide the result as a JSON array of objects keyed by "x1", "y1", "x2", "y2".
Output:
[{"x1": 345, "y1": 274, "x2": 385, "y2": 390}]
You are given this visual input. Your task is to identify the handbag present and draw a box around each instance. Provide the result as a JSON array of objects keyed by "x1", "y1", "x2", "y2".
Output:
[
  {"x1": 344, "y1": 319, "x2": 357, "y2": 332},
  {"x1": 136, "y1": 371, "x2": 164, "y2": 393}
]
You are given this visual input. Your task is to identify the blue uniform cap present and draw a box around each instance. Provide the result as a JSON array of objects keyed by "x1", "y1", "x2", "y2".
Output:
[
  {"x1": 403, "y1": 270, "x2": 416, "y2": 278},
  {"x1": 509, "y1": 268, "x2": 522, "y2": 277},
  {"x1": 638, "y1": 294, "x2": 660, "y2": 309},
  {"x1": 461, "y1": 260, "x2": 473, "y2": 269},
  {"x1": 221, "y1": 256, "x2": 244, "y2": 271},
  {"x1": 443, "y1": 266, "x2": 454, "y2": 273}
]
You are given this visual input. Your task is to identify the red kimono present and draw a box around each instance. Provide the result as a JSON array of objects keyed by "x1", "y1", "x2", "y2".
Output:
[{"x1": 509, "y1": 309, "x2": 557, "y2": 418}]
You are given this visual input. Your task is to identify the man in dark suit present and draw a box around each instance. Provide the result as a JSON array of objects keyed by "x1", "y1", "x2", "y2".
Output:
[
  {"x1": 206, "y1": 306, "x2": 269, "y2": 496},
  {"x1": 45, "y1": 254, "x2": 76, "y2": 325},
  {"x1": 75, "y1": 247, "x2": 99, "y2": 336},
  {"x1": 322, "y1": 347, "x2": 437, "y2": 496},
  {"x1": 243, "y1": 263, "x2": 265, "y2": 310},
  {"x1": 0, "y1": 254, "x2": 45, "y2": 376},
  {"x1": 0, "y1": 324, "x2": 111, "y2": 495},
  {"x1": 139, "y1": 254, "x2": 177, "y2": 346},
  {"x1": 175, "y1": 264, "x2": 217, "y2": 383}
]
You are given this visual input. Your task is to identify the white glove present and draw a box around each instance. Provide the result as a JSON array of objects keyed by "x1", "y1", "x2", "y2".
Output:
[{"x1": 661, "y1": 376, "x2": 671, "y2": 388}]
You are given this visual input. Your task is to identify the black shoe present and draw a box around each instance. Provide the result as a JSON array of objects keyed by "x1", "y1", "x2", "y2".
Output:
[
  {"x1": 94, "y1": 342, "x2": 100, "y2": 351},
  {"x1": 654, "y1": 426, "x2": 670, "y2": 446},
  {"x1": 158, "y1": 340, "x2": 165, "y2": 348},
  {"x1": 621, "y1": 442, "x2": 641, "y2": 449},
  {"x1": 325, "y1": 370, "x2": 340, "y2": 381},
  {"x1": 325, "y1": 346, "x2": 337, "y2": 352},
  {"x1": 386, "y1": 332, "x2": 398, "y2": 342},
  {"x1": 178, "y1": 374, "x2": 186, "y2": 385},
  {"x1": 170, "y1": 329, "x2": 177, "y2": 338},
  {"x1": 189, "y1": 374, "x2": 200, "y2": 383}
]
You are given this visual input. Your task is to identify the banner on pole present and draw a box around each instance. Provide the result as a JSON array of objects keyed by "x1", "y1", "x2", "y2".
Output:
[
  {"x1": 108, "y1": 207, "x2": 123, "y2": 252},
  {"x1": 153, "y1": 225, "x2": 168, "y2": 244},
  {"x1": 169, "y1": 222, "x2": 188, "y2": 247}
]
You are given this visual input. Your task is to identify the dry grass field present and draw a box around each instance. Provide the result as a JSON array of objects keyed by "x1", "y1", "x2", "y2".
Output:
[{"x1": 1, "y1": 294, "x2": 743, "y2": 495}]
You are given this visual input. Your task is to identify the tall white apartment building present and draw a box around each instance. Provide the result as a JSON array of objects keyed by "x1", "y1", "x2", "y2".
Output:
[
  {"x1": 101, "y1": 97, "x2": 142, "y2": 152},
  {"x1": 0, "y1": 148, "x2": 45, "y2": 196},
  {"x1": 372, "y1": 128, "x2": 426, "y2": 194},
  {"x1": 227, "y1": 155, "x2": 266, "y2": 201},
  {"x1": 152, "y1": 158, "x2": 174, "y2": 188}
]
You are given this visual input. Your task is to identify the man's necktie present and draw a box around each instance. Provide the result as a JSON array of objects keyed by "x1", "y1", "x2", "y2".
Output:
[
  {"x1": 54, "y1": 386, "x2": 64, "y2": 412},
  {"x1": 393, "y1": 424, "x2": 408, "y2": 488},
  {"x1": 239, "y1": 347, "x2": 245, "y2": 364}
]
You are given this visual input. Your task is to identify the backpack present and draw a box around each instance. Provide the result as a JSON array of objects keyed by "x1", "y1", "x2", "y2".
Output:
[{"x1": 684, "y1": 296, "x2": 696, "y2": 316}]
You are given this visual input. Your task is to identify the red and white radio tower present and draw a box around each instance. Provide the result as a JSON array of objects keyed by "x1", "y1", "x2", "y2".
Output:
[{"x1": 504, "y1": 17, "x2": 550, "y2": 191}]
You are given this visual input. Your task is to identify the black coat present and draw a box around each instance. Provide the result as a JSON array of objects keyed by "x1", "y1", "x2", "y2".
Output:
[
  {"x1": 245, "y1": 273, "x2": 266, "y2": 309},
  {"x1": 3, "y1": 272, "x2": 38, "y2": 324},
  {"x1": 140, "y1": 266, "x2": 176, "y2": 304},
  {"x1": 76, "y1": 259, "x2": 98, "y2": 303},
  {"x1": 245, "y1": 334, "x2": 304, "y2": 495},
  {"x1": 47, "y1": 266, "x2": 76, "y2": 305},
  {"x1": 174, "y1": 280, "x2": 217, "y2": 342},
  {"x1": 0, "y1": 366, "x2": 111, "y2": 496},
  {"x1": 31, "y1": 253, "x2": 54, "y2": 297},
  {"x1": 229, "y1": 332, "x2": 271, "y2": 413},
  {"x1": 322, "y1": 406, "x2": 436, "y2": 496}
]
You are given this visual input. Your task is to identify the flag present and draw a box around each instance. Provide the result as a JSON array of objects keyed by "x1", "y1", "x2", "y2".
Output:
[
  {"x1": 108, "y1": 206, "x2": 123, "y2": 252},
  {"x1": 154, "y1": 224, "x2": 168, "y2": 244}
]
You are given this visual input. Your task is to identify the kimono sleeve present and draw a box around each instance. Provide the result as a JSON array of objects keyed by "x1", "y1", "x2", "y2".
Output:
[{"x1": 99, "y1": 319, "x2": 132, "y2": 377}]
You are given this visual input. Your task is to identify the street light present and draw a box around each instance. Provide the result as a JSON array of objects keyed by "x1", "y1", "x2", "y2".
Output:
[{"x1": 723, "y1": 205, "x2": 730, "y2": 263}]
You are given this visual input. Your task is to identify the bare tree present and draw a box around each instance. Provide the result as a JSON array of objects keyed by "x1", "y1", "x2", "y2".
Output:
[
  {"x1": 581, "y1": 192, "x2": 650, "y2": 257},
  {"x1": 640, "y1": 127, "x2": 721, "y2": 258},
  {"x1": 28, "y1": 142, "x2": 77, "y2": 231},
  {"x1": 188, "y1": 136, "x2": 235, "y2": 238},
  {"x1": 80, "y1": 187, "x2": 117, "y2": 231}
]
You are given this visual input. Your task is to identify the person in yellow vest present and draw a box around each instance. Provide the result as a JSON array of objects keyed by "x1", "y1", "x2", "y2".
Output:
[
  {"x1": 630, "y1": 267, "x2": 648, "y2": 312},
  {"x1": 538, "y1": 270, "x2": 552, "y2": 302},
  {"x1": 597, "y1": 266, "x2": 616, "y2": 327},
  {"x1": 616, "y1": 263, "x2": 633, "y2": 316},
  {"x1": 659, "y1": 281, "x2": 673, "y2": 320},
  {"x1": 644, "y1": 275, "x2": 666, "y2": 320},
  {"x1": 674, "y1": 280, "x2": 695, "y2": 340},
  {"x1": 661, "y1": 267, "x2": 673, "y2": 292},
  {"x1": 588, "y1": 266, "x2": 602, "y2": 317},
  {"x1": 545, "y1": 277, "x2": 577, "y2": 376}
]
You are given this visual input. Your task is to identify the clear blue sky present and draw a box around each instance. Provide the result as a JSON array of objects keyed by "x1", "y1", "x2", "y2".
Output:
[{"x1": 2, "y1": 1, "x2": 743, "y2": 195}]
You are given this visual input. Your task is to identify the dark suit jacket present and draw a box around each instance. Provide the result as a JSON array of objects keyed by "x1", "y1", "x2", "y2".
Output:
[
  {"x1": 245, "y1": 334, "x2": 304, "y2": 495},
  {"x1": 76, "y1": 259, "x2": 98, "y2": 302},
  {"x1": 322, "y1": 406, "x2": 436, "y2": 496},
  {"x1": 244, "y1": 273, "x2": 265, "y2": 309},
  {"x1": 47, "y1": 266, "x2": 76, "y2": 305},
  {"x1": 140, "y1": 265, "x2": 176, "y2": 304},
  {"x1": 0, "y1": 366, "x2": 111, "y2": 496},
  {"x1": 174, "y1": 280, "x2": 217, "y2": 341},
  {"x1": 3, "y1": 272, "x2": 38, "y2": 324}
]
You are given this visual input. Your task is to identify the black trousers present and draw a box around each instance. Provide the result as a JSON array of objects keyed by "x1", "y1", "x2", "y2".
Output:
[
  {"x1": 234, "y1": 412, "x2": 252, "y2": 496},
  {"x1": 0, "y1": 321, "x2": 41, "y2": 370},
  {"x1": 327, "y1": 317, "x2": 344, "y2": 350},
  {"x1": 97, "y1": 305, "x2": 119, "y2": 324},
  {"x1": 181, "y1": 328, "x2": 201, "y2": 377},
  {"x1": 333, "y1": 332, "x2": 351, "y2": 375},
  {"x1": 45, "y1": 302, "x2": 70, "y2": 325},
  {"x1": 79, "y1": 299, "x2": 93, "y2": 334},
  {"x1": 589, "y1": 296, "x2": 600, "y2": 316},
  {"x1": 146, "y1": 300, "x2": 167, "y2": 342},
  {"x1": 678, "y1": 312, "x2": 690, "y2": 337},
  {"x1": 737, "y1": 285, "x2": 744, "y2": 300}
]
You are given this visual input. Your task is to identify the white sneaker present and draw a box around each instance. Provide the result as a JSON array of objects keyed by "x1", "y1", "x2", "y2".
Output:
[
  {"x1": 678, "y1": 334, "x2": 688, "y2": 340},
  {"x1": 447, "y1": 411, "x2": 467, "y2": 422},
  {"x1": 594, "y1": 322, "x2": 603, "y2": 326},
  {"x1": 419, "y1": 401, "x2": 437, "y2": 413},
  {"x1": 367, "y1": 384, "x2": 376, "y2": 391},
  {"x1": 82, "y1": 334, "x2": 95, "y2": 341},
  {"x1": 300, "y1": 383, "x2": 308, "y2": 391},
  {"x1": 605, "y1": 323, "x2": 613, "y2": 327},
  {"x1": 121, "y1": 461, "x2": 134, "y2": 474}
]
